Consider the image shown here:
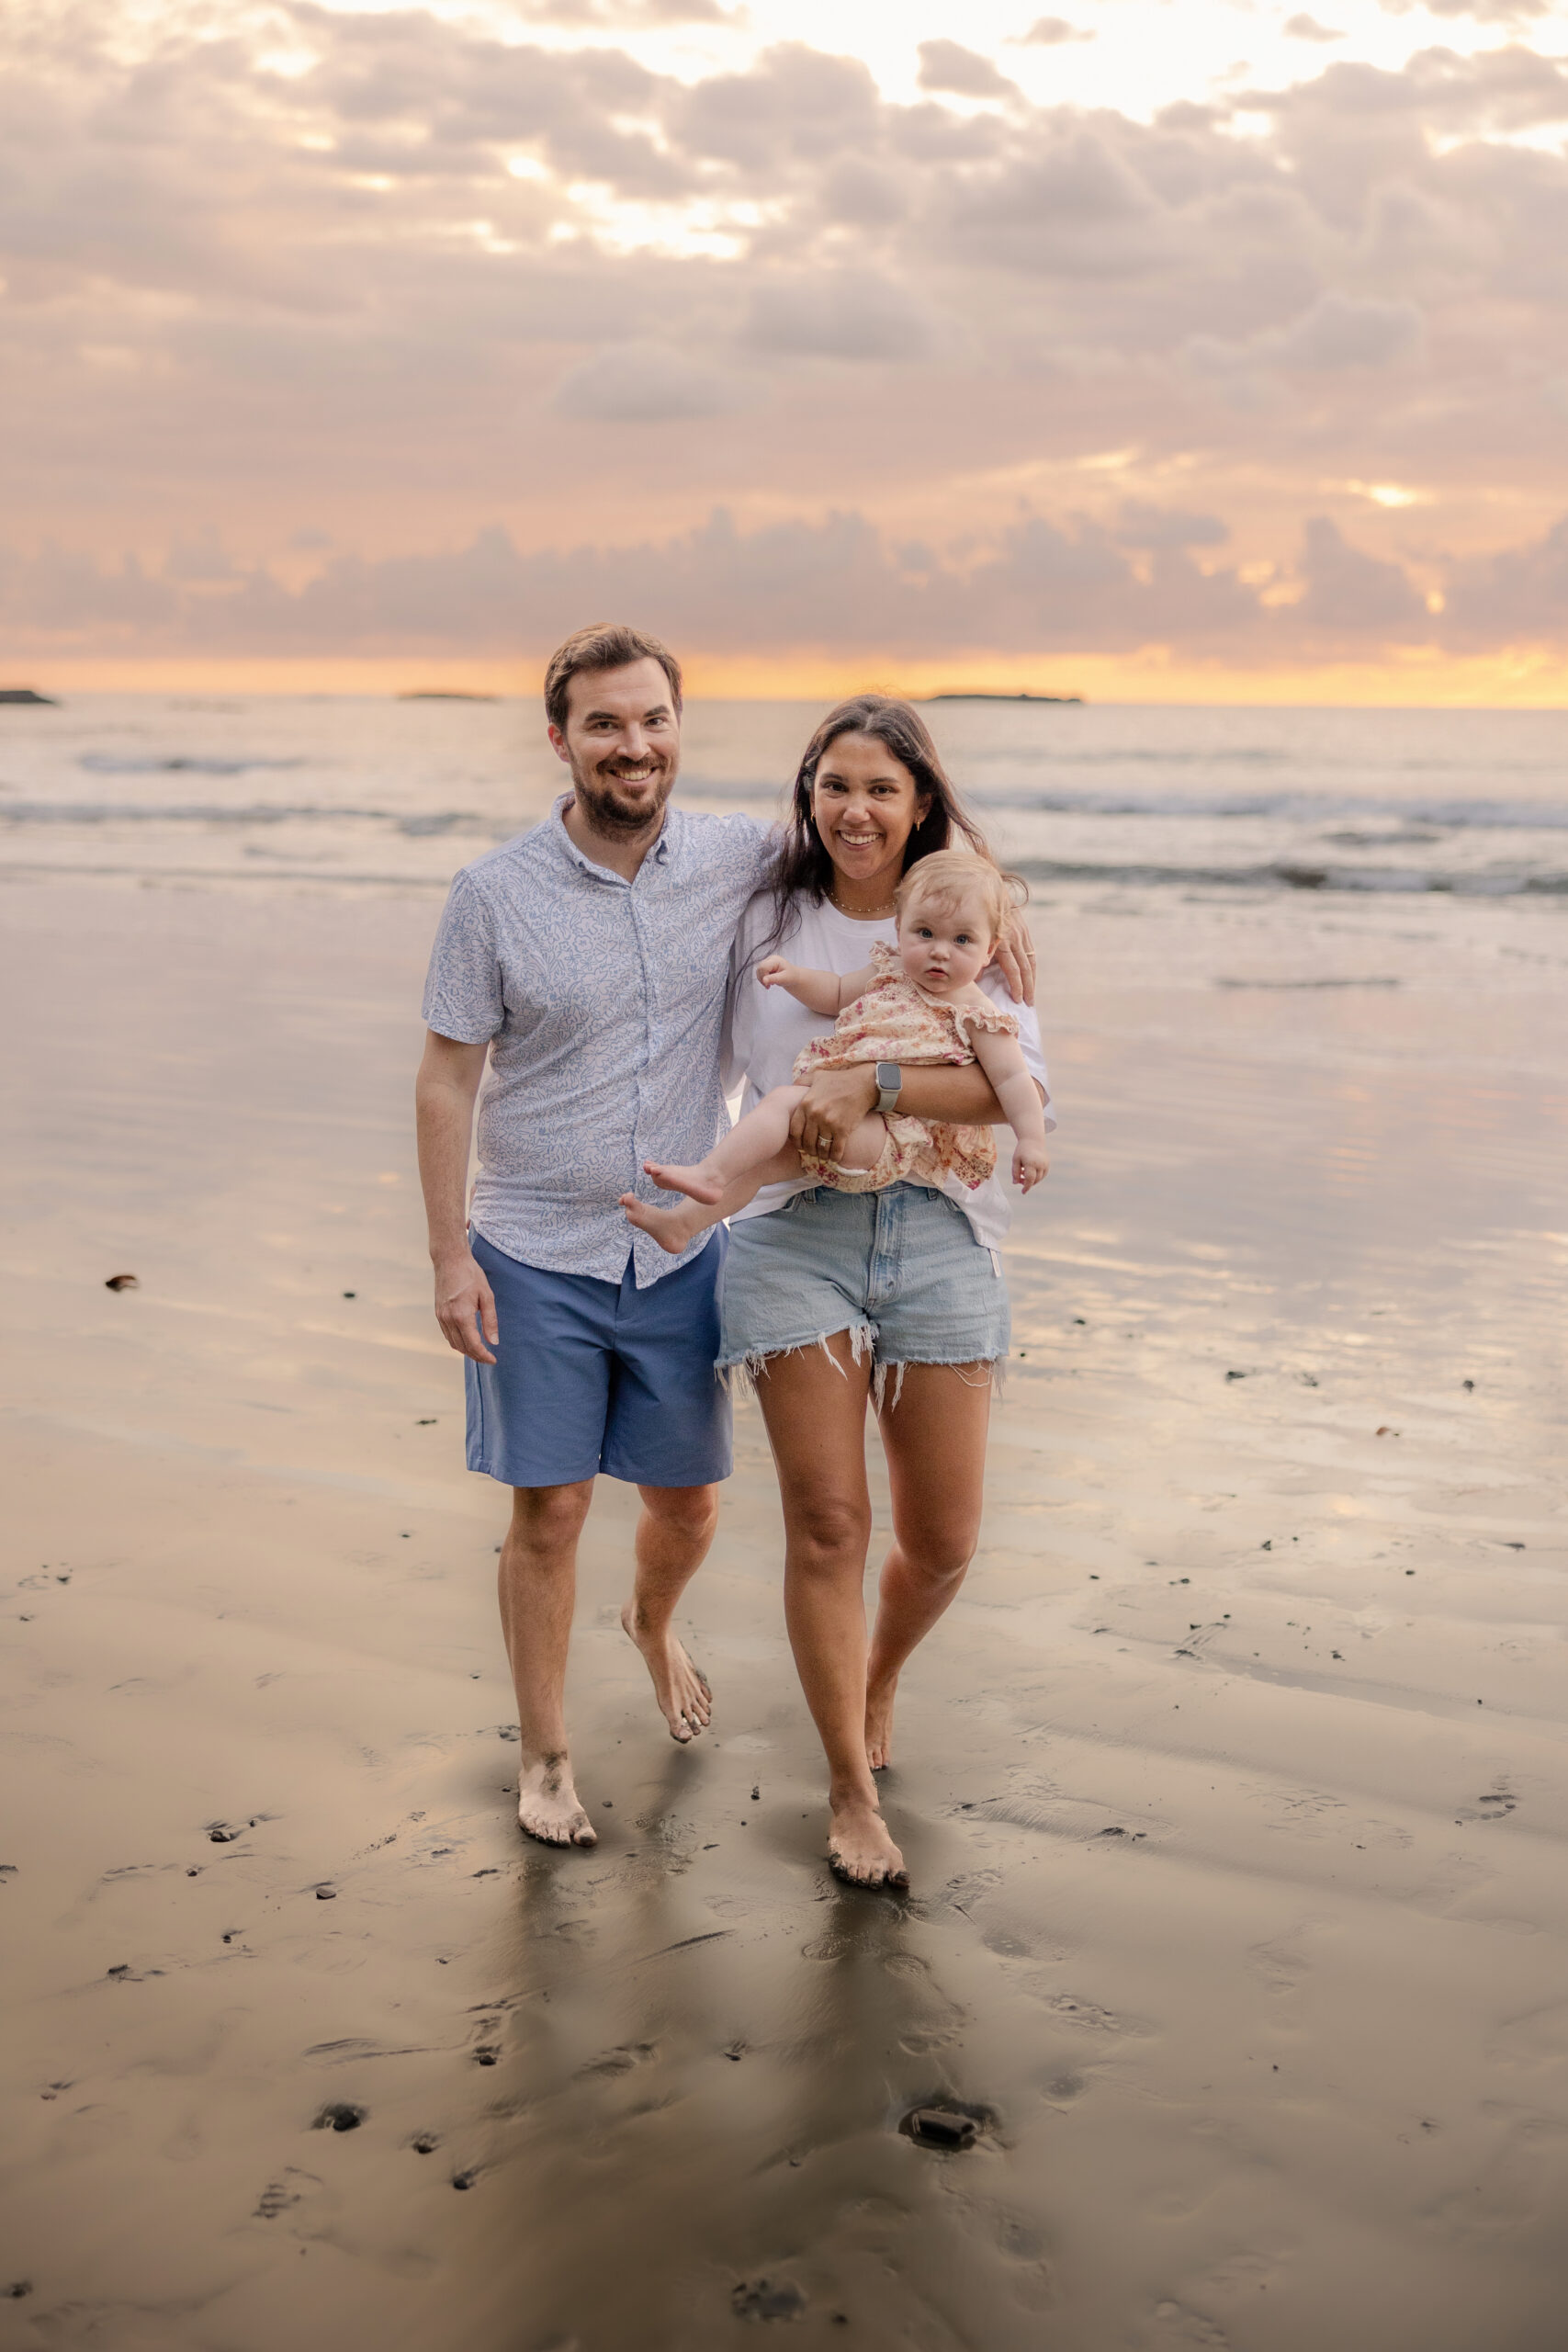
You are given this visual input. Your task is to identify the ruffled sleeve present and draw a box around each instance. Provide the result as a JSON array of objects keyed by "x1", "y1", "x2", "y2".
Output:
[
  {"x1": 869, "y1": 939, "x2": 903, "y2": 978},
  {"x1": 952, "y1": 996, "x2": 1020, "y2": 1046}
]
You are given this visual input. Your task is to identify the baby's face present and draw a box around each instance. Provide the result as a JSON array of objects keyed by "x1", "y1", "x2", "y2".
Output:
[{"x1": 898, "y1": 899, "x2": 993, "y2": 994}]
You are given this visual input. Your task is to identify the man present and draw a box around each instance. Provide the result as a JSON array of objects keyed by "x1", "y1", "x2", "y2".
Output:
[{"x1": 415, "y1": 624, "x2": 775, "y2": 1847}]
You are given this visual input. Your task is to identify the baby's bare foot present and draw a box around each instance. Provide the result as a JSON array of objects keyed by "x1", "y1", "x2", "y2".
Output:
[
  {"x1": 517, "y1": 1754, "x2": 597, "y2": 1848},
  {"x1": 865, "y1": 1676, "x2": 897, "y2": 1773},
  {"x1": 621, "y1": 1602, "x2": 712, "y2": 1742},
  {"x1": 643, "y1": 1158, "x2": 724, "y2": 1206},
  {"x1": 828, "y1": 1794, "x2": 908, "y2": 1889},
  {"x1": 620, "y1": 1193, "x2": 704, "y2": 1255}
]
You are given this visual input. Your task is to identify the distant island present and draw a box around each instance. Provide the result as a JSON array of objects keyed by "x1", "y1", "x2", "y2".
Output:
[
  {"x1": 926, "y1": 691, "x2": 1083, "y2": 705},
  {"x1": 0, "y1": 686, "x2": 58, "y2": 706},
  {"x1": 397, "y1": 690, "x2": 498, "y2": 702}
]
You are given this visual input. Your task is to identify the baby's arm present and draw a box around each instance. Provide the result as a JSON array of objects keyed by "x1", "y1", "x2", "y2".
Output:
[
  {"x1": 969, "y1": 1027, "x2": 1052, "y2": 1192},
  {"x1": 757, "y1": 956, "x2": 879, "y2": 1016}
]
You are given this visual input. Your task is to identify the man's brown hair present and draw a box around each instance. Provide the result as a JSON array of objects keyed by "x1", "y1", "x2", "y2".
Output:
[{"x1": 543, "y1": 624, "x2": 683, "y2": 733}]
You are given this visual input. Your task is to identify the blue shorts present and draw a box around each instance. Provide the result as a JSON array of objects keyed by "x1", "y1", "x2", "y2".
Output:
[
  {"x1": 465, "y1": 1228, "x2": 731, "y2": 1490},
  {"x1": 717, "y1": 1183, "x2": 1010, "y2": 1381}
]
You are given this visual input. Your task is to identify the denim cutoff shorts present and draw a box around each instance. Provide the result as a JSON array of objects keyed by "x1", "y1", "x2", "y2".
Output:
[{"x1": 717, "y1": 1182, "x2": 1010, "y2": 1392}]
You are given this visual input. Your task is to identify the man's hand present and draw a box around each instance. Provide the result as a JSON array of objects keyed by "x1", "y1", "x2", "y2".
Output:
[
  {"x1": 789, "y1": 1065, "x2": 877, "y2": 1161},
  {"x1": 434, "y1": 1248, "x2": 500, "y2": 1364},
  {"x1": 1012, "y1": 1140, "x2": 1051, "y2": 1193},
  {"x1": 989, "y1": 919, "x2": 1037, "y2": 1007}
]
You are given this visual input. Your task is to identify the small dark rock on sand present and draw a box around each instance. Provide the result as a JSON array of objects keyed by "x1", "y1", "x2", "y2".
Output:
[
  {"x1": 105, "y1": 1273, "x2": 140, "y2": 1292},
  {"x1": 5, "y1": 2281, "x2": 33, "y2": 2298},
  {"x1": 732, "y1": 2278, "x2": 807, "y2": 2321},
  {"x1": 312, "y1": 2102, "x2": 366, "y2": 2132}
]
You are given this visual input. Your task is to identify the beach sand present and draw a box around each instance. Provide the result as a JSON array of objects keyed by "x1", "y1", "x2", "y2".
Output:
[{"x1": 2, "y1": 874, "x2": 1565, "y2": 2351}]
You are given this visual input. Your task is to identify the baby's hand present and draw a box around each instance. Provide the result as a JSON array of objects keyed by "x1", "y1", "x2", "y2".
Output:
[
  {"x1": 757, "y1": 957, "x2": 794, "y2": 989},
  {"x1": 1012, "y1": 1141, "x2": 1051, "y2": 1193}
]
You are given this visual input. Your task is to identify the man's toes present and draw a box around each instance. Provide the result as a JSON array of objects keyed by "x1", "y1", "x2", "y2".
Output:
[{"x1": 570, "y1": 1818, "x2": 598, "y2": 1847}]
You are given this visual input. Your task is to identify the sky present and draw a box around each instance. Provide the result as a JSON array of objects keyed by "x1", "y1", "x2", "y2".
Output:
[{"x1": 6, "y1": 0, "x2": 1568, "y2": 698}]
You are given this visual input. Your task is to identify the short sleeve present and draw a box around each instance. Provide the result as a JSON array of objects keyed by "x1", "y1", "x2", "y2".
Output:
[
  {"x1": 954, "y1": 997, "x2": 1021, "y2": 1044},
  {"x1": 421, "y1": 869, "x2": 504, "y2": 1044}
]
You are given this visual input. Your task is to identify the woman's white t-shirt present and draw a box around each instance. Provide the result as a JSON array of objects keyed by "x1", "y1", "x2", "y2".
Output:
[{"x1": 720, "y1": 892, "x2": 1055, "y2": 1253}]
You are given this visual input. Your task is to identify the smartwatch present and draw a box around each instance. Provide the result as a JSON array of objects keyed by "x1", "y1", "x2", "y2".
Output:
[{"x1": 874, "y1": 1061, "x2": 902, "y2": 1115}]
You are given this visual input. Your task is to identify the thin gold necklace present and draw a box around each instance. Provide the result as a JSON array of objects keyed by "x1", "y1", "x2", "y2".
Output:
[{"x1": 829, "y1": 884, "x2": 897, "y2": 918}]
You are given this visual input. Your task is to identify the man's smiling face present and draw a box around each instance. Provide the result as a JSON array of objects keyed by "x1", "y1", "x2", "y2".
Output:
[{"x1": 549, "y1": 657, "x2": 681, "y2": 836}]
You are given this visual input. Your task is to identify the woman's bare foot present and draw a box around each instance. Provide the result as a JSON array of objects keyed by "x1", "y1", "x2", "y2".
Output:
[
  {"x1": 621, "y1": 1601, "x2": 713, "y2": 1742},
  {"x1": 620, "y1": 1192, "x2": 705, "y2": 1256},
  {"x1": 517, "y1": 1753, "x2": 597, "y2": 1847},
  {"x1": 643, "y1": 1157, "x2": 724, "y2": 1206},
  {"x1": 827, "y1": 1792, "x2": 908, "y2": 1889},
  {"x1": 865, "y1": 1676, "x2": 898, "y2": 1772}
]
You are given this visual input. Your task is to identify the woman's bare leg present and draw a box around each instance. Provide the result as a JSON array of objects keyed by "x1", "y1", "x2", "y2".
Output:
[
  {"x1": 864, "y1": 1363, "x2": 992, "y2": 1771},
  {"x1": 754, "y1": 1337, "x2": 908, "y2": 1888}
]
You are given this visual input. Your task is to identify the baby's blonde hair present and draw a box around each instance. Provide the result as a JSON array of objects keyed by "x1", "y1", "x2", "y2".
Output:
[{"x1": 895, "y1": 851, "x2": 1023, "y2": 946}]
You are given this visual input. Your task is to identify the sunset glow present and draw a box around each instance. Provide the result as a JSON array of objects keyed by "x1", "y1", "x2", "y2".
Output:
[{"x1": 7, "y1": 0, "x2": 1568, "y2": 701}]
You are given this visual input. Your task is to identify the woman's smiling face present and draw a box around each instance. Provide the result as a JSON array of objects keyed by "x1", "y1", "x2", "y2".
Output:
[{"x1": 810, "y1": 732, "x2": 931, "y2": 897}]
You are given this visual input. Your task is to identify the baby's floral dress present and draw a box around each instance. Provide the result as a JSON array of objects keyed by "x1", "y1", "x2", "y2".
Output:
[{"x1": 791, "y1": 941, "x2": 1020, "y2": 1193}]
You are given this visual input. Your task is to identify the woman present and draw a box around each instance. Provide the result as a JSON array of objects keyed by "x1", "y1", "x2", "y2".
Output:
[{"x1": 719, "y1": 696, "x2": 1052, "y2": 1889}]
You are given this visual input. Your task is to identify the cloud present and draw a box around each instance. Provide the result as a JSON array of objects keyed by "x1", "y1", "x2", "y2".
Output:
[
  {"x1": 1112, "y1": 503, "x2": 1231, "y2": 548},
  {"x1": 1283, "y1": 14, "x2": 1345, "y2": 40},
  {"x1": 6, "y1": 6, "x2": 1568, "y2": 674},
  {"x1": 917, "y1": 41, "x2": 1018, "y2": 100},
  {"x1": 1293, "y1": 515, "x2": 1428, "y2": 636},
  {"x1": 522, "y1": 0, "x2": 735, "y2": 21},
  {"x1": 1443, "y1": 513, "x2": 1568, "y2": 640},
  {"x1": 1274, "y1": 289, "x2": 1424, "y2": 368},
  {"x1": 1015, "y1": 18, "x2": 1096, "y2": 45},
  {"x1": 742, "y1": 273, "x2": 941, "y2": 362},
  {"x1": 549, "y1": 343, "x2": 746, "y2": 421}
]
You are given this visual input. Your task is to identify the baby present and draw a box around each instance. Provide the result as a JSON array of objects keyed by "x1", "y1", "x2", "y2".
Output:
[{"x1": 622, "y1": 852, "x2": 1050, "y2": 1256}]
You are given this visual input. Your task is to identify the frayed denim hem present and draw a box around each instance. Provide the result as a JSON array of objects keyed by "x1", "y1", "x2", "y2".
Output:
[{"x1": 717, "y1": 1326, "x2": 1004, "y2": 1411}]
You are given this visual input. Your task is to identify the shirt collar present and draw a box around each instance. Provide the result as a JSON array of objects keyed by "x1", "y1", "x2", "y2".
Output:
[{"x1": 551, "y1": 793, "x2": 673, "y2": 880}]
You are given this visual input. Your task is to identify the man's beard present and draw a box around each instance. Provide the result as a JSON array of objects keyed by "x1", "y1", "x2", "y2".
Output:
[{"x1": 568, "y1": 751, "x2": 676, "y2": 837}]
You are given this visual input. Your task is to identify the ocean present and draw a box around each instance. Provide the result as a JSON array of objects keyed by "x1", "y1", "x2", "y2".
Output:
[{"x1": 1, "y1": 695, "x2": 1564, "y2": 899}]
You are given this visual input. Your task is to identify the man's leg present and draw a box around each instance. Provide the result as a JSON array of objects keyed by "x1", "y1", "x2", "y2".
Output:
[
  {"x1": 621, "y1": 1484, "x2": 720, "y2": 1741},
  {"x1": 500, "y1": 1479, "x2": 598, "y2": 1845}
]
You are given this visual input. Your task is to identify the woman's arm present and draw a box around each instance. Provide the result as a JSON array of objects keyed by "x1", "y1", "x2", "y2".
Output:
[{"x1": 788, "y1": 1062, "x2": 1007, "y2": 1164}]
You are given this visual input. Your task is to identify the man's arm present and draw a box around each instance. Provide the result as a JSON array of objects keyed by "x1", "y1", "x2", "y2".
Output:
[{"x1": 414, "y1": 1031, "x2": 498, "y2": 1365}]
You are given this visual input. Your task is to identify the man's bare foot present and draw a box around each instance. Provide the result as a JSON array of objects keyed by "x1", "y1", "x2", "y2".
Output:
[
  {"x1": 865, "y1": 1676, "x2": 897, "y2": 1772},
  {"x1": 621, "y1": 1601, "x2": 713, "y2": 1743},
  {"x1": 643, "y1": 1157, "x2": 724, "y2": 1206},
  {"x1": 517, "y1": 1753, "x2": 597, "y2": 1847},
  {"x1": 827, "y1": 1792, "x2": 908, "y2": 1889},
  {"x1": 620, "y1": 1192, "x2": 704, "y2": 1256}
]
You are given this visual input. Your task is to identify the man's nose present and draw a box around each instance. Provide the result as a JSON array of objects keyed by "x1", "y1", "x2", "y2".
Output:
[{"x1": 618, "y1": 725, "x2": 648, "y2": 761}]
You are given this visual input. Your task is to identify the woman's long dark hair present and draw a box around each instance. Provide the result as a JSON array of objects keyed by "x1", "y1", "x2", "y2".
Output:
[{"x1": 762, "y1": 695, "x2": 993, "y2": 952}]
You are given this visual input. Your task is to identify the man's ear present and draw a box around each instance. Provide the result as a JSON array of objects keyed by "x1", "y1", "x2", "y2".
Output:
[{"x1": 547, "y1": 724, "x2": 571, "y2": 765}]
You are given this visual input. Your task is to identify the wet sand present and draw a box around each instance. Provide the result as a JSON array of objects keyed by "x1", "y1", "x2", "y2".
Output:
[{"x1": 2, "y1": 875, "x2": 1566, "y2": 2351}]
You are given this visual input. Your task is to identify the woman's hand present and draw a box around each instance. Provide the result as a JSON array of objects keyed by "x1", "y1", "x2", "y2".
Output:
[
  {"x1": 989, "y1": 920, "x2": 1037, "y2": 1007},
  {"x1": 789, "y1": 1066, "x2": 877, "y2": 1161}
]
